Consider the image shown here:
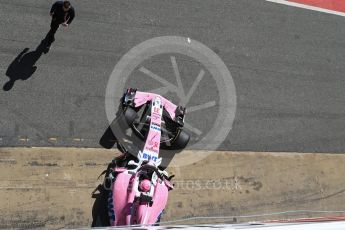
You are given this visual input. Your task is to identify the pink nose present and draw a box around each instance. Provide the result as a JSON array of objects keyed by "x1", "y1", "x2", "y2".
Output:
[{"x1": 140, "y1": 179, "x2": 151, "y2": 192}]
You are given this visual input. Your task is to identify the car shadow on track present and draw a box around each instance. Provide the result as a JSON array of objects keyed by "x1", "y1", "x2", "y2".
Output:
[
  {"x1": 91, "y1": 184, "x2": 111, "y2": 227},
  {"x1": 3, "y1": 35, "x2": 52, "y2": 91}
]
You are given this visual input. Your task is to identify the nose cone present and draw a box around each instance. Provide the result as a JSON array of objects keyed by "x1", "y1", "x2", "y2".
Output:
[{"x1": 140, "y1": 179, "x2": 151, "y2": 192}]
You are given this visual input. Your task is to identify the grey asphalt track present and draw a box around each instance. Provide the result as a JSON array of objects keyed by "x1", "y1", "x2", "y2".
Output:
[{"x1": 1, "y1": 0, "x2": 345, "y2": 152}]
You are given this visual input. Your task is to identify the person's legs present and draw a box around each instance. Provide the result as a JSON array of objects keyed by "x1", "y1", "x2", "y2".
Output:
[{"x1": 46, "y1": 19, "x2": 60, "y2": 44}]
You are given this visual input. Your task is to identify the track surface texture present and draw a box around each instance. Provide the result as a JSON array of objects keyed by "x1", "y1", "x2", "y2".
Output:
[
  {"x1": 1, "y1": 1, "x2": 345, "y2": 151},
  {"x1": 1, "y1": 148, "x2": 345, "y2": 229}
]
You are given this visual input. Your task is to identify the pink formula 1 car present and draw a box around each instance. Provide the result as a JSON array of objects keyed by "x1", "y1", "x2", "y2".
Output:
[{"x1": 106, "y1": 88, "x2": 190, "y2": 226}]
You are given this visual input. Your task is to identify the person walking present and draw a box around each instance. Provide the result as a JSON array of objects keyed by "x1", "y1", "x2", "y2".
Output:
[{"x1": 46, "y1": 1, "x2": 75, "y2": 47}]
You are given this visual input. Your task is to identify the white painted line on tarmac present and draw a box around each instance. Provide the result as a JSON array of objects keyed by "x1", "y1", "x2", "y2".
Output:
[
  {"x1": 19, "y1": 137, "x2": 29, "y2": 142},
  {"x1": 266, "y1": 0, "x2": 345, "y2": 17},
  {"x1": 72, "y1": 138, "x2": 84, "y2": 142}
]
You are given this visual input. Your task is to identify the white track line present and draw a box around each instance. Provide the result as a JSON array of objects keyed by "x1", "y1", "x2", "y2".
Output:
[{"x1": 266, "y1": 0, "x2": 345, "y2": 17}]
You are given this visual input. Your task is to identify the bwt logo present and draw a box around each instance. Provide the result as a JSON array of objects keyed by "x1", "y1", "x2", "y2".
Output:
[
  {"x1": 143, "y1": 152, "x2": 158, "y2": 162},
  {"x1": 150, "y1": 125, "x2": 161, "y2": 131}
]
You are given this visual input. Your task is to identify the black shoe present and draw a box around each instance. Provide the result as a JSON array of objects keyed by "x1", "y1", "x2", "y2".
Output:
[{"x1": 43, "y1": 46, "x2": 50, "y2": 54}]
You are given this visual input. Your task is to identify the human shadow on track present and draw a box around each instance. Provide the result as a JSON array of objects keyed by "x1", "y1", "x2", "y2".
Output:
[{"x1": 3, "y1": 36, "x2": 52, "y2": 91}]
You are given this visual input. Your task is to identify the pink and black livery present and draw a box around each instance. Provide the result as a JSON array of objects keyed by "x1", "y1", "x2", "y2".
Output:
[{"x1": 106, "y1": 88, "x2": 189, "y2": 226}]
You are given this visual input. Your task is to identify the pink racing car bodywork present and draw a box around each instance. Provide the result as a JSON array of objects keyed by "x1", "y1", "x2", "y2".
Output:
[
  {"x1": 134, "y1": 91, "x2": 177, "y2": 120},
  {"x1": 109, "y1": 90, "x2": 178, "y2": 226}
]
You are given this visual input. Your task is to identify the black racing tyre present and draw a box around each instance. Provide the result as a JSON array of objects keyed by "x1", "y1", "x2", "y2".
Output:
[
  {"x1": 170, "y1": 129, "x2": 190, "y2": 150},
  {"x1": 116, "y1": 107, "x2": 137, "y2": 130},
  {"x1": 99, "y1": 125, "x2": 117, "y2": 149},
  {"x1": 123, "y1": 107, "x2": 137, "y2": 125}
]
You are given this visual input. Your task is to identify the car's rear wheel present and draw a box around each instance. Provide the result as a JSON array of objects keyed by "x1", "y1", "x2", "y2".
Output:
[
  {"x1": 168, "y1": 129, "x2": 190, "y2": 150},
  {"x1": 118, "y1": 107, "x2": 137, "y2": 130},
  {"x1": 124, "y1": 107, "x2": 137, "y2": 125}
]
